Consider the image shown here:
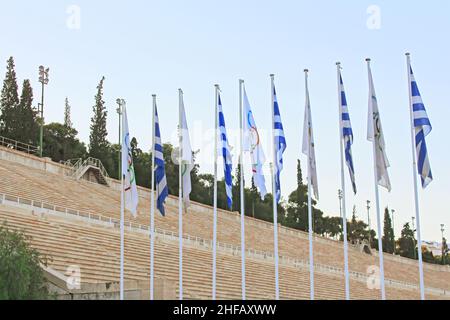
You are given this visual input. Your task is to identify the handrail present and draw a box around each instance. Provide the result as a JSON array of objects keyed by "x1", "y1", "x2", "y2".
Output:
[
  {"x1": 0, "y1": 191, "x2": 448, "y2": 297},
  {"x1": 0, "y1": 136, "x2": 39, "y2": 155}
]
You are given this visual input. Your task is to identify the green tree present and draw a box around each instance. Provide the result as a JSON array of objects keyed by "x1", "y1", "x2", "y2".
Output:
[
  {"x1": 397, "y1": 222, "x2": 417, "y2": 259},
  {"x1": 232, "y1": 163, "x2": 242, "y2": 212},
  {"x1": 382, "y1": 207, "x2": 395, "y2": 254},
  {"x1": 89, "y1": 77, "x2": 114, "y2": 174},
  {"x1": 43, "y1": 123, "x2": 87, "y2": 162},
  {"x1": 0, "y1": 57, "x2": 20, "y2": 139},
  {"x1": 346, "y1": 206, "x2": 369, "y2": 244},
  {"x1": 0, "y1": 224, "x2": 50, "y2": 299},
  {"x1": 64, "y1": 97, "x2": 72, "y2": 129},
  {"x1": 15, "y1": 79, "x2": 39, "y2": 145},
  {"x1": 89, "y1": 77, "x2": 109, "y2": 158}
]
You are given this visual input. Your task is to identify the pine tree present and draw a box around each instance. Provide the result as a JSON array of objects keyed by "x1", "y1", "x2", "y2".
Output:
[
  {"x1": 16, "y1": 79, "x2": 38, "y2": 145},
  {"x1": 397, "y1": 223, "x2": 416, "y2": 259},
  {"x1": 64, "y1": 97, "x2": 72, "y2": 128},
  {"x1": 0, "y1": 57, "x2": 19, "y2": 138},
  {"x1": 89, "y1": 77, "x2": 109, "y2": 159},
  {"x1": 382, "y1": 207, "x2": 395, "y2": 254},
  {"x1": 232, "y1": 163, "x2": 242, "y2": 212}
]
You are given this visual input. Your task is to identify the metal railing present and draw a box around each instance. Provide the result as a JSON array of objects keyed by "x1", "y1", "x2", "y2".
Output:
[
  {"x1": 0, "y1": 191, "x2": 448, "y2": 297},
  {"x1": 61, "y1": 157, "x2": 109, "y2": 182},
  {"x1": 0, "y1": 136, "x2": 39, "y2": 155}
]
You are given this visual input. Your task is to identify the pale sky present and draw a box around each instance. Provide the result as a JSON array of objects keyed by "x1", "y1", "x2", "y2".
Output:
[{"x1": 0, "y1": 0, "x2": 449, "y2": 242}]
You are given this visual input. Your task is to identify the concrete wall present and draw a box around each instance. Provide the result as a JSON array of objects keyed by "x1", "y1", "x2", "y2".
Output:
[{"x1": 44, "y1": 266, "x2": 176, "y2": 300}]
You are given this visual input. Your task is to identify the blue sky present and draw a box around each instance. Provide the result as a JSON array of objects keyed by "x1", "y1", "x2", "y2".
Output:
[{"x1": 0, "y1": 0, "x2": 449, "y2": 241}]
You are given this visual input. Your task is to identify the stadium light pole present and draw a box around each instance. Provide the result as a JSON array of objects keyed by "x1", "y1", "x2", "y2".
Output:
[
  {"x1": 441, "y1": 224, "x2": 445, "y2": 265},
  {"x1": 116, "y1": 99, "x2": 123, "y2": 178},
  {"x1": 338, "y1": 189, "x2": 343, "y2": 239},
  {"x1": 391, "y1": 209, "x2": 396, "y2": 254},
  {"x1": 412, "y1": 216, "x2": 417, "y2": 260},
  {"x1": 38, "y1": 65, "x2": 49, "y2": 157},
  {"x1": 366, "y1": 200, "x2": 371, "y2": 247}
]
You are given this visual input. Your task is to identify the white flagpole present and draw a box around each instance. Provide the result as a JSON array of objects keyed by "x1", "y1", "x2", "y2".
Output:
[
  {"x1": 150, "y1": 94, "x2": 156, "y2": 300},
  {"x1": 270, "y1": 74, "x2": 280, "y2": 300},
  {"x1": 366, "y1": 58, "x2": 386, "y2": 300},
  {"x1": 406, "y1": 53, "x2": 425, "y2": 300},
  {"x1": 178, "y1": 88, "x2": 183, "y2": 300},
  {"x1": 336, "y1": 63, "x2": 351, "y2": 300},
  {"x1": 212, "y1": 84, "x2": 219, "y2": 300},
  {"x1": 239, "y1": 79, "x2": 246, "y2": 300},
  {"x1": 305, "y1": 69, "x2": 315, "y2": 301},
  {"x1": 119, "y1": 100, "x2": 125, "y2": 301}
]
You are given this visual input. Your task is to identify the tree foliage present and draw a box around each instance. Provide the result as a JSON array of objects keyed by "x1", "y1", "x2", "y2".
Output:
[
  {"x1": 0, "y1": 57, "x2": 20, "y2": 139},
  {"x1": 382, "y1": 207, "x2": 395, "y2": 254},
  {"x1": 0, "y1": 224, "x2": 50, "y2": 300}
]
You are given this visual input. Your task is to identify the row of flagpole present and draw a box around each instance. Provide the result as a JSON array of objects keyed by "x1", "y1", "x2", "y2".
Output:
[{"x1": 118, "y1": 53, "x2": 432, "y2": 301}]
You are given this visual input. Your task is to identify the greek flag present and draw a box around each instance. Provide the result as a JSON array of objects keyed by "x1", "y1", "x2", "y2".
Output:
[
  {"x1": 272, "y1": 85, "x2": 286, "y2": 203},
  {"x1": 217, "y1": 94, "x2": 233, "y2": 209},
  {"x1": 409, "y1": 65, "x2": 433, "y2": 188},
  {"x1": 154, "y1": 104, "x2": 168, "y2": 216},
  {"x1": 338, "y1": 70, "x2": 357, "y2": 194}
]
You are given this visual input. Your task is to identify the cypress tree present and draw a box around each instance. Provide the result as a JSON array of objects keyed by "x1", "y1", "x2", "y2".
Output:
[
  {"x1": 382, "y1": 207, "x2": 395, "y2": 254},
  {"x1": 89, "y1": 76, "x2": 109, "y2": 159},
  {"x1": 64, "y1": 97, "x2": 72, "y2": 128},
  {"x1": 0, "y1": 57, "x2": 19, "y2": 139},
  {"x1": 16, "y1": 79, "x2": 38, "y2": 145}
]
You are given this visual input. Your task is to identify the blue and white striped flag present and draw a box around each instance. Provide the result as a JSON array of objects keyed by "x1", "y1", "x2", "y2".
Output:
[
  {"x1": 217, "y1": 93, "x2": 233, "y2": 209},
  {"x1": 272, "y1": 85, "x2": 287, "y2": 203},
  {"x1": 338, "y1": 69, "x2": 357, "y2": 194},
  {"x1": 154, "y1": 104, "x2": 169, "y2": 216},
  {"x1": 409, "y1": 65, "x2": 433, "y2": 189}
]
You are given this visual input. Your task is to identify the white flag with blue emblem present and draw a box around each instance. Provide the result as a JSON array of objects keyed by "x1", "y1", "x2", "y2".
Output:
[
  {"x1": 367, "y1": 62, "x2": 391, "y2": 192},
  {"x1": 180, "y1": 94, "x2": 193, "y2": 207},
  {"x1": 243, "y1": 86, "x2": 267, "y2": 199},
  {"x1": 121, "y1": 105, "x2": 139, "y2": 216},
  {"x1": 302, "y1": 72, "x2": 319, "y2": 200}
]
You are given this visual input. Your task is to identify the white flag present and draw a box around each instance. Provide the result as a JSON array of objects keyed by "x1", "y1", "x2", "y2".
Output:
[
  {"x1": 121, "y1": 105, "x2": 139, "y2": 216},
  {"x1": 367, "y1": 63, "x2": 391, "y2": 192},
  {"x1": 302, "y1": 73, "x2": 319, "y2": 200},
  {"x1": 243, "y1": 86, "x2": 267, "y2": 199},
  {"x1": 179, "y1": 94, "x2": 193, "y2": 207}
]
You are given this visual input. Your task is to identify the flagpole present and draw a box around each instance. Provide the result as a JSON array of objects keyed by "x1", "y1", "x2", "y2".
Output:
[
  {"x1": 239, "y1": 79, "x2": 246, "y2": 300},
  {"x1": 305, "y1": 69, "x2": 315, "y2": 301},
  {"x1": 150, "y1": 94, "x2": 156, "y2": 300},
  {"x1": 178, "y1": 88, "x2": 183, "y2": 300},
  {"x1": 405, "y1": 53, "x2": 426, "y2": 300},
  {"x1": 119, "y1": 100, "x2": 125, "y2": 301},
  {"x1": 366, "y1": 58, "x2": 386, "y2": 300},
  {"x1": 212, "y1": 84, "x2": 219, "y2": 300},
  {"x1": 270, "y1": 74, "x2": 280, "y2": 300},
  {"x1": 336, "y1": 62, "x2": 351, "y2": 300}
]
